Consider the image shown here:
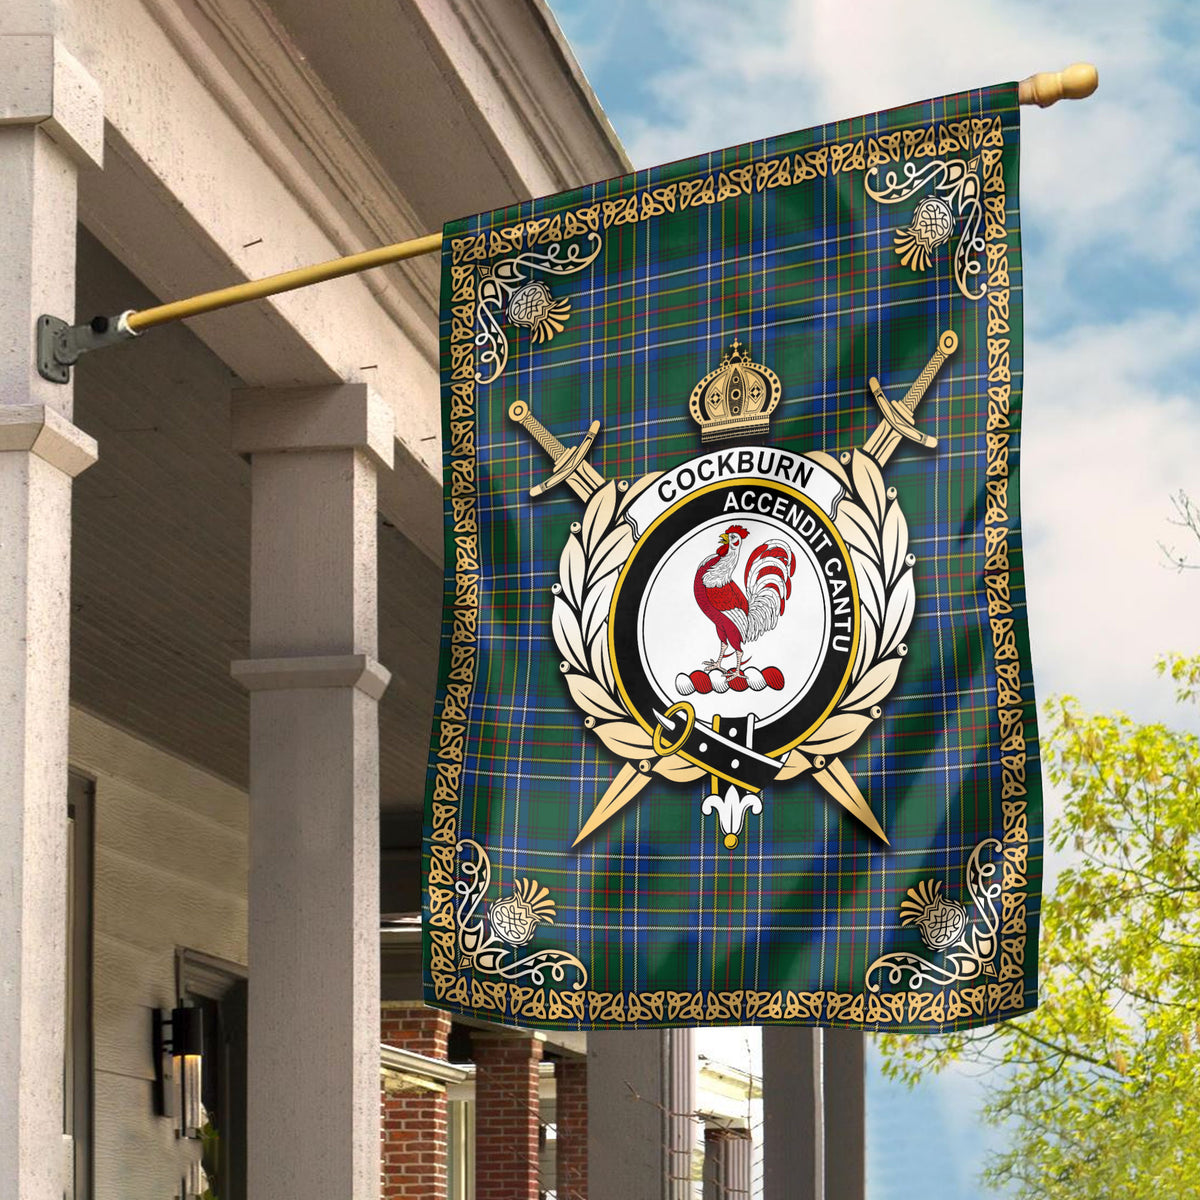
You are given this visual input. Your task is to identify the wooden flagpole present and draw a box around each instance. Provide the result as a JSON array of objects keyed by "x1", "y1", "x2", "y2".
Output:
[{"x1": 1017, "y1": 61, "x2": 1098, "y2": 107}]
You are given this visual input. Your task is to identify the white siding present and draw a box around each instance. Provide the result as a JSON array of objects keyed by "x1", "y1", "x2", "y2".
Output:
[{"x1": 69, "y1": 707, "x2": 248, "y2": 1200}]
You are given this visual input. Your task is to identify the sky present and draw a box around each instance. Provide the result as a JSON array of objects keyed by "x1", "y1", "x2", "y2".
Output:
[{"x1": 546, "y1": 1, "x2": 1200, "y2": 1196}]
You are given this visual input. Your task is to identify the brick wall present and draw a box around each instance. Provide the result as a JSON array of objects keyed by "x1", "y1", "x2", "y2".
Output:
[
  {"x1": 380, "y1": 1003, "x2": 452, "y2": 1200},
  {"x1": 555, "y1": 1058, "x2": 588, "y2": 1200},
  {"x1": 472, "y1": 1033, "x2": 543, "y2": 1200}
]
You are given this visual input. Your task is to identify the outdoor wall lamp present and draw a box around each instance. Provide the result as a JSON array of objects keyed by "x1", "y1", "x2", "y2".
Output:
[{"x1": 152, "y1": 1006, "x2": 204, "y2": 1139}]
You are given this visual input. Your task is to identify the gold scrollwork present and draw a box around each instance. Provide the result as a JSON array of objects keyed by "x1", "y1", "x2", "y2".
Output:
[
  {"x1": 453, "y1": 839, "x2": 588, "y2": 991},
  {"x1": 865, "y1": 157, "x2": 986, "y2": 299},
  {"x1": 473, "y1": 234, "x2": 602, "y2": 386},
  {"x1": 865, "y1": 839, "x2": 1003, "y2": 992}
]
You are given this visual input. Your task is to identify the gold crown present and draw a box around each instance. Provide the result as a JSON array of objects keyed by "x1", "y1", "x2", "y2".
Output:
[{"x1": 688, "y1": 340, "x2": 782, "y2": 443}]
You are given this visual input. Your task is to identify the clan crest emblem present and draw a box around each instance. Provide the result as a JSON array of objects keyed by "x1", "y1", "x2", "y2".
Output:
[{"x1": 511, "y1": 331, "x2": 959, "y2": 848}]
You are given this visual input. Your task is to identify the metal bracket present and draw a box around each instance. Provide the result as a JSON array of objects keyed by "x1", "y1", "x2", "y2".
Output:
[{"x1": 37, "y1": 311, "x2": 138, "y2": 383}]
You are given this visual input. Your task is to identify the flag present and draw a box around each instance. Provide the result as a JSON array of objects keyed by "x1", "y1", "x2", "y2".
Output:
[{"x1": 423, "y1": 84, "x2": 1041, "y2": 1032}]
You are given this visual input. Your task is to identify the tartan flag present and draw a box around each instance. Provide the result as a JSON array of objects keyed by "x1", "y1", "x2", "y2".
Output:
[{"x1": 423, "y1": 84, "x2": 1041, "y2": 1032}]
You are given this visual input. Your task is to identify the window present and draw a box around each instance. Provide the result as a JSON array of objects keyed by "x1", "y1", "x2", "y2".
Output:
[
  {"x1": 178, "y1": 950, "x2": 248, "y2": 1200},
  {"x1": 447, "y1": 1098, "x2": 475, "y2": 1200}
]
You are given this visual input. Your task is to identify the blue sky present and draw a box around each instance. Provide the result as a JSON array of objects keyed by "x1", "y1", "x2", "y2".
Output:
[{"x1": 547, "y1": 1, "x2": 1200, "y2": 1196}]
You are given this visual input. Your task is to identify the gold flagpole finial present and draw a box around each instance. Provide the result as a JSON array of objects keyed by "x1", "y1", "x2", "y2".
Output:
[{"x1": 1018, "y1": 62, "x2": 1098, "y2": 107}]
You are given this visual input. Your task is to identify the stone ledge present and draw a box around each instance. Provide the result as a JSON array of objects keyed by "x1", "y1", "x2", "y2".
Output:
[
  {"x1": 231, "y1": 383, "x2": 394, "y2": 472},
  {"x1": 230, "y1": 653, "x2": 391, "y2": 700},
  {"x1": 0, "y1": 36, "x2": 104, "y2": 168},
  {"x1": 0, "y1": 406, "x2": 98, "y2": 477}
]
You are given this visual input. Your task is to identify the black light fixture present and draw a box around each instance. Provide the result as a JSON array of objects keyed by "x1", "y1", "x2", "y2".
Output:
[{"x1": 153, "y1": 1005, "x2": 204, "y2": 1138}]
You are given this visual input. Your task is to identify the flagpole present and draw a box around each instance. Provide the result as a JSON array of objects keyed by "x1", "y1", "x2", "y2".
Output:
[
  {"x1": 125, "y1": 230, "x2": 444, "y2": 332},
  {"x1": 36, "y1": 64, "x2": 1096, "y2": 381}
]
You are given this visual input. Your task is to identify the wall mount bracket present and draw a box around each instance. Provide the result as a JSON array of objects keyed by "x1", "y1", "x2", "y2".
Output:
[{"x1": 37, "y1": 312, "x2": 138, "y2": 384}]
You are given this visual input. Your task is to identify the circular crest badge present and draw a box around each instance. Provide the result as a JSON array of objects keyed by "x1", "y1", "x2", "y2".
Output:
[{"x1": 609, "y1": 466, "x2": 860, "y2": 793}]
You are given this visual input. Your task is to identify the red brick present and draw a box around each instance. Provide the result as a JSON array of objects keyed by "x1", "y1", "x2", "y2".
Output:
[
  {"x1": 380, "y1": 1005, "x2": 451, "y2": 1200},
  {"x1": 472, "y1": 1033, "x2": 543, "y2": 1200}
]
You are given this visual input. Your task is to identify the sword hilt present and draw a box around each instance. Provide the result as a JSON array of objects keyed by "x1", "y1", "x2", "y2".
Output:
[
  {"x1": 862, "y1": 329, "x2": 958, "y2": 465},
  {"x1": 508, "y1": 400, "x2": 605, "y2": 501},
  {"x1": 510, "y1": 401, "x2": 568, "y2": 461},
  {"x1": 900, "y1": 329, "x2": 958, "y2": 417}
]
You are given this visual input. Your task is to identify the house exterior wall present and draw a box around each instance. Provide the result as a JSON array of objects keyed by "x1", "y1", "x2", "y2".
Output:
[
  {"x1": 68, "y1": 706, "x2": 248, "y2": 1199},
  {"x1": 0, "y1": 1, "x2": 631, "y2": 1196},
  {"x1": 555, "y1": 1057, "x2": 588, "y2": 1200},
  {"x1": 471, "y1": 1034, "x2": 545, "y2": 1200}
]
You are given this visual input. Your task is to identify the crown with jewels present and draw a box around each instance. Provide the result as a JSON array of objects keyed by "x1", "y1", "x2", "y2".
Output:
[{"x1": 687, "y1": 340, "x2": 782, "y2": 443}]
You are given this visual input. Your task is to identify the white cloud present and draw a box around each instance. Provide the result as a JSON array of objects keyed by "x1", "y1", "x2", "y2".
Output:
[
  {"x1": 1022, "y1": 314, "x2": 1200, "y2": 726},
  {"x1": 549, "y1": 0, "x2": 634, "y2": 75}
]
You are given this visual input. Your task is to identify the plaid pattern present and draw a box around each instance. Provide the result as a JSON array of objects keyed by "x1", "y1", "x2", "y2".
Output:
[{"x1": 423, "y1": 85, "x2": 1041, "y2": 1032}]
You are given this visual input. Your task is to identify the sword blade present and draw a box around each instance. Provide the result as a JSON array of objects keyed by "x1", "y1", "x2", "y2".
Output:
[
  {"x1": 572, "y1": 762, "x2": 652, "y2": 847},
  {"x1": 811, "y1": 756, "x2": 890, "y2": 844}
]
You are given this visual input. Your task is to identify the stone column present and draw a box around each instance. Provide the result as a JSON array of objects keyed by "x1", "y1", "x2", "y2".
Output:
[
  {"x1": 666, "y1": 1029, "x2": 696, "y2": 1200},
  {"x1": 231, "y1": 383, "x2": 393, "y2": 1200},
  {"x1": 471, "y1": 1032, "x2": 544, "y2": 1200},
  {"x1": 702, "y1": 1127, "x2": 752, "y2": 1200},
  {"x1": 823, "y1": 1028, "x2": 865, "y2": 1200},
  {"x1": 554, "y1": 1057, "x2": 588, "y2": 1200},
  {"x1": 0, "y1": 34, "x2": 101, "y2": 1200},
  {"x1": 762, "y1": 1028, "x2": 822, "y2": 1200},
  {"x1": 588, "y1": 1029, "x2": 696, "y2": 1200}
]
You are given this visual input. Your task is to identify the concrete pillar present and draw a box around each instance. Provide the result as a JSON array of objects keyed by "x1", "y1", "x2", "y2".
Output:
[
  {"x1": 702, "y1": 1127, "x2": 752, "y2": 1200},
  {"x1": 0, "y1": 34, "x2": 101, "y2": 1200},
  {"x1": 231, "y1": 384, "x2": 393, "y2": 1200},
  {"x1": 588, "y1": 1029, "x2": 696, "y2": 1200},
  {"x1": 555, "y1": 1057, "x2": 588, "y2": 1200},
  {"x1": 667, "y1": 1029, "x2": 696, "y2": 1200},
  {"x1": 762, "y1": 1028, "x2": 822, "y2": 1200},
  {"x1": 823, "y1": 1029, "x2": 865, "y2": 1200},
  {"x1": 471, "y1": 1032, "x2": 544, "y2": 1200},
  {"x1": 380, "y1": 1005, "x2": 451, "y2": 1200},
  {"x1": 763, "y1": 1027, "x2": 865, "y2": 1200}
]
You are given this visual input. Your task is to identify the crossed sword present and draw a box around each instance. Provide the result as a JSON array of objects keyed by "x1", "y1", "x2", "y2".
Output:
[{"x1": 508, "y1": 329, "x2": 959, "y2": 847}]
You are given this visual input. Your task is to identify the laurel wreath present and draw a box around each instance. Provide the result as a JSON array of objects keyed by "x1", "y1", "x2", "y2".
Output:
[
  {"x1": 550, "y1": 449, "x2": 915, "y2": 786},
  {"x1": 551, "y1": 474, "x2": 706, "y2": 785}
]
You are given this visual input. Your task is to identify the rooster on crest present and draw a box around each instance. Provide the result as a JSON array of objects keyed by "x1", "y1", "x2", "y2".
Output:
[{"x1": 693, "y1": 524, "x2": 797, "y2": 678}]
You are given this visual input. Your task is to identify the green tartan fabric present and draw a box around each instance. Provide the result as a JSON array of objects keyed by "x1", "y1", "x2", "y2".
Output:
[{"x1": 422, "y1": 84, "x2": 1041, "y2": 1032}]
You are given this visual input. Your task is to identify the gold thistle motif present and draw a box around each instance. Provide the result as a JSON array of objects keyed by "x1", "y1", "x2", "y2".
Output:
[
  {"x1": 900, "y1": 879, "x2": 968, "y2": 950},
  {"x1": 866, "y1": 839, "x2": 1002, "y2": 993},
  {"x1": 507, "y1": 281, "x2": 571, "y2": 345},
  {"x1": 489, "y1": 878, "x2": 557, "y2": 946},
  {"x1": 472, "y1": 233, "x2": 603, "y2": 384},
  {"x1": 445, "y1": 840, "x2": 588, "y2": 991},
  {"x1": 893, "y1": 196, "x2": 955, "y2": 272}
]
